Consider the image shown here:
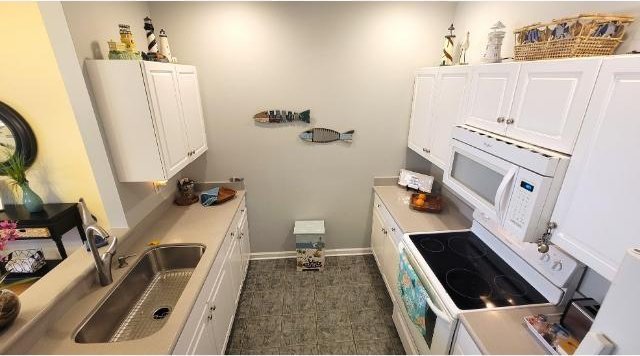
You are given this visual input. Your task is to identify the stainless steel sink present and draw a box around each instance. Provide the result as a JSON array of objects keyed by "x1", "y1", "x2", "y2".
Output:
[{"x1": 74, "y1": 244, "x2": 206, "y2": 343}]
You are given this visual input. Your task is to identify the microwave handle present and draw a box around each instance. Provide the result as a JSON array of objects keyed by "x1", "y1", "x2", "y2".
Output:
[{"x1": 495, "y1": 166, "x2": 517, "y2": 221}]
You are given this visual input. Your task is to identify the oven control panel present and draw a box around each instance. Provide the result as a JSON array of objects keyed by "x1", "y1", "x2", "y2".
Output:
[{"x1": 521, "y1": 242, "x2": 583, "y2": 287}]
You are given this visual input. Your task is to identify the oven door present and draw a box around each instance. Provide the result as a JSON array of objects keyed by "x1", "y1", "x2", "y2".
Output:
[
  {"x1": 395, "y1": 242, "x2": 456, "y2": 355},
  {"x1": 444, "y1": 139, "x2": 519, "y2": 224}
]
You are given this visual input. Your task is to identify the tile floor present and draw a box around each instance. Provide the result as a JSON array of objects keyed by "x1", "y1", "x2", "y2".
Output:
[{"x1": 225, "y1": 255, "x2": 405, "y2": 355}]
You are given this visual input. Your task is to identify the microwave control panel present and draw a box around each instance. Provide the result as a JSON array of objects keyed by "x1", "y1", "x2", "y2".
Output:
[{"x1": 504, "y1": 169, "x2": 552, "y2": 242}]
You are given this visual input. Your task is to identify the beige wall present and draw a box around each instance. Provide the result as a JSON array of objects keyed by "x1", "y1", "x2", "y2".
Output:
[
  {"x1": 0, "y1": 3, "x2": 108, "y2": 225},
  {"x1": 62, "y1": 1, "x2": 177, "y2": 228},
  {"x1": 453, "y1": 1, "x2": 640, "y2": 64},
  {"x1": 148, "y1": 1, "x2": 456, "y2": 252}
]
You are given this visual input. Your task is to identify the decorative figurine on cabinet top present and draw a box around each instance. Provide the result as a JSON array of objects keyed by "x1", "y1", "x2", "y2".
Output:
[
  {"x1": 441, "y1": 24, "x2": 456, "y2": 66},
  {"x1": 483, "y1": 21, "x2": 506, "y2": 63},
  {"x1": 158, "y1": 29, "x2": 177, "y2": 63},
  {"x1": 142, "y1": 17, "x2": 165, "y2": 62},
  {"x1": 107, "y1": 24, "x2": 143, "y2": 60}
]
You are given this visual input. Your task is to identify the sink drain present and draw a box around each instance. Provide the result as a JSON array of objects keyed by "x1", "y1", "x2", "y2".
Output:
[{"x1": 152, "y1": 306, "x2": 171, "y2": 320}]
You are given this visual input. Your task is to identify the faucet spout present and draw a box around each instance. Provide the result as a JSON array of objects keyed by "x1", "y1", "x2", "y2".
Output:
[{"x1": 85, "y1": 224, "x2": 117, "y2": 286}]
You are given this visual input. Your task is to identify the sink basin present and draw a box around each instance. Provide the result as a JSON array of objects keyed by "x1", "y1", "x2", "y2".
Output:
[{"x1": 74, "y1": 244, "x2": 206, "y2": 343}]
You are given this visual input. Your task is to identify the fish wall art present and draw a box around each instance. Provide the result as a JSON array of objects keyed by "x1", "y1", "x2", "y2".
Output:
[
  {"x1": 254, "y1": 109, "x2": 311, "y2": 124},
  {"x1": 299, "y1": 128, "x2": 354, "y2": 143}
]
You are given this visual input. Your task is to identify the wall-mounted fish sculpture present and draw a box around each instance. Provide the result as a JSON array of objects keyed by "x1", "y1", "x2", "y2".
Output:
[
  {"x1": 254, "y1": 109, "x2": 311, "y2": 123},
  {"x1": 299, "y1": 128, "x2": 354, "y2": 143}
]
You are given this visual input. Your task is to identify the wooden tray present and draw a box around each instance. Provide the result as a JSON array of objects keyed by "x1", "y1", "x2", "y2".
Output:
[
  {"x1": 409, "y1": 193, "x2": 442, "y2": 213},
  {"x1": 215, "y1": 187, "x2": 237, "y2": 205}
]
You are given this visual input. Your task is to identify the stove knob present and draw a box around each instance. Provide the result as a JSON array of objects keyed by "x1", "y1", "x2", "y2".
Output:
[
  {"x1": 552, "y1": 260, "x2": 563, "y2": 271},
  {"x1": 539, "y1": 253, "x2": 551, "y2": 262}
]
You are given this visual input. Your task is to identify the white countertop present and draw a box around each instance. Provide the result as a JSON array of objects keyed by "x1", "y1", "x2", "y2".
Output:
[
  {"x1": 460, "y1": 305, "x2": 561, "y2": 355},
  {"x1": 373, "y1": 184, "x2": 470, "y2": 233},
  {"x1": 1, "y1": 191, "x2": 245, "y2": 354}
]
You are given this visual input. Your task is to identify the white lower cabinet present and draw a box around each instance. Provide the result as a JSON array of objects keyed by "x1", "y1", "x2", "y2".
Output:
[
  {"x1": 451, "y1": 323, "x2": 483, "y2": 355},
  {"x1": 371, "y1": 193, "x2": 404, "y2": 305},
  {"x1": 174, "y1": 198, "x2": 249, "y2": 355}
]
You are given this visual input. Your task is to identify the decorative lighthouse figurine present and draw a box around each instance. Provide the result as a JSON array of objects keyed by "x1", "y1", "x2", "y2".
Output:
[
  {"x1": 440, "y1": 24, "x2": 456, "y2": 66},
  {"x1": 158, "y1": 29, "x2": 176, "y2": 63},
  {"x1": 483, "y1": 21, "x2": 506, "y2": 63},
  {"x1": 144, "y1": 17, "x2": 159, "y2": 60}
]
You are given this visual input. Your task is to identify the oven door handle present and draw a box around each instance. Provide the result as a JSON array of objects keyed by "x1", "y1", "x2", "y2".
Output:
[
  {"x1": 425, "y1": 295, "x2": 452, "y2": 324},
  {"x1": 495, "y1": 166, "x2": 517, "y2": 222},
  {"x1": 402, "y1": 245, "x2": 454, "y2": 325}
]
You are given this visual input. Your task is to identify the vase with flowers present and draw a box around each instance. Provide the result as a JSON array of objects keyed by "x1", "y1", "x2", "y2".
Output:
[
  {"x1": 0, "y1": 219, "x2": 20, "y2": 330},
  {"x1": 0, "y1": 153, "x2": 43, "y2": 213}
]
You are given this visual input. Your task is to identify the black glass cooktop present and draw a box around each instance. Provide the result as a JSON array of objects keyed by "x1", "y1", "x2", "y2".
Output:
[{"x1": 409, "y1": 231, "x2": 548, "y2": 310}]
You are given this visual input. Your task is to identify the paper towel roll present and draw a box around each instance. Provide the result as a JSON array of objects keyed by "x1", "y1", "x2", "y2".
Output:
[{"x1": 577, "y1": 249, "x2": 640, "y2": 354}]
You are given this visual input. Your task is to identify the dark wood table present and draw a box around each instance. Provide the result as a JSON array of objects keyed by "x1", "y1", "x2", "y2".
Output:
[{"x1": 0, "y1": 203, "x2": 86, "y2": 259}]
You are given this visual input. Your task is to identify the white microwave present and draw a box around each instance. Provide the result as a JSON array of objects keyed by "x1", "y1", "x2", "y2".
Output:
[{"x1": 444, "y1": 126, "x2": 570, "y2": 244}]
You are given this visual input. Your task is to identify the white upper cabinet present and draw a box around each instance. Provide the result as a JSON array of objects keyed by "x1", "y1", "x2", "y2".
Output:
[
  {"x1": 429, "y1": 67, "x2": 471, "y2": 169},
  {"x1": 507, "y1": 59, "x2": 601, "y2": 153},
  {"x1": 408, "y1": 68, "x2": 438, "y2": 158},
  {"x1": 86, "y1": 60, "x2": 208, "y2": 182},
  {"x1": 550, "y1": 56, "x2": 640, "y2": 281},
  {"x1": 463, "y1": 63, "x2": 520, "y2": 135},
  {"x1": 143, "y1": 61, "x2": 191, "y2": 178},
  {"x1": 175, "y1": 65, "x2": 208, "y2": 158}
]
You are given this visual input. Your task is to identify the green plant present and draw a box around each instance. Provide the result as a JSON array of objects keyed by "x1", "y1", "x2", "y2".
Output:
[{"x1": 0, "y1": 152, "x2": 28, "y2": 187}]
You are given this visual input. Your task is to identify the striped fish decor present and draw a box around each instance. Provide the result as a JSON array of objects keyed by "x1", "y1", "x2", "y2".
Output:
[
  {"x1": 254, "y1": 109, "x2": 311, "y2": 123},
  {"x1": 299, "y1": 128, "x2": 354, "y2": 143}
]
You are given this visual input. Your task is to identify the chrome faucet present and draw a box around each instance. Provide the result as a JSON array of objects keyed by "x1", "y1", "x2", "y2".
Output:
[{"x1": 85, "y1": 224, "x2": 117, "y2": 286}]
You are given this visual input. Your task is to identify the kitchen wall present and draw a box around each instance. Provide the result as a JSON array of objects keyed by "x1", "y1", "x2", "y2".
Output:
[
  {"x1": 0, "y1": 2, "x2": 108, "y2": 226},
  {"x1": 453, "y1": 1, "x2": 640, "y2": 64},
  {"x1": 148, "y1": 1, "x2": 457, "y2": 252},
  {"x1": 62, "y1": 1, "x2": 177, "y2": 228}
]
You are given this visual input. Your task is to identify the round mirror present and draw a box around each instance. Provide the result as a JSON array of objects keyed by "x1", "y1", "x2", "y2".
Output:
[{"x1": 0, "y1": 101, "x2": 37, "y2": 171}]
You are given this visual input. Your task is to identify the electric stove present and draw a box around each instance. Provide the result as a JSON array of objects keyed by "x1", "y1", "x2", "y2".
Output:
[{"x1": 409, "y1": 230, "x2": 548, "y2": 310}]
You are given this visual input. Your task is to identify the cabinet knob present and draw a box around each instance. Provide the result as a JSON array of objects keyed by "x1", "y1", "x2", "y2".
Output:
[
  {"x1": 391, "y1": 227, "x2": 396, "y2": 232},
  {"x1": 422, "y1": 147, "x2": 431, "y2": 153},
  {"x1": 241, "y1": 209, "x2": 245, "y2": 213},
  {"x1": 376, "y1": 204, "x2": 381, "y2": 208},
  {"x1": 496, "y1": 116, "x2": 505, "y2": 123},
  {"x1": 207, "y1": 314, "x2": 213, "y2": 321},
  {"x1": 238, "y1": 233, "x2": 243, "y2": 240},
  {"x1": 506, "y1": 118, "x2": 515, "y2": 125},
  {"x1": 210, "y1": 305, "x2": 216, "y2": 312},
  {"x1": 230, "y1": 232, "x2": 235, "y2": 237}
]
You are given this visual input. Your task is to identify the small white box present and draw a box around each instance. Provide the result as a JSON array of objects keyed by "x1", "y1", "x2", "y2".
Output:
[{"x1": 294, "y1": 220, "x2": 325, "y2": 271}]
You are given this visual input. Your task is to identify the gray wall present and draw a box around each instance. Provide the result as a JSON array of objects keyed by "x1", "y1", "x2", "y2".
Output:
[{"x1": 146, "y1": 1, "x2": 456, "y2": 252}]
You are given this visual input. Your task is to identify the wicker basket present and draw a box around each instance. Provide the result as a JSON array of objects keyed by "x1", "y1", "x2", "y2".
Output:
[{"x1": 514, "y1": 13, "x2": 635, "y2": 61}]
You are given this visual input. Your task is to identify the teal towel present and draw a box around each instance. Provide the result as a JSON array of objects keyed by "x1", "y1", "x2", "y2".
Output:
[
  {"x1": 398, "y1": 251, "x2": 430, "y2": 337},
  {"x1": 200, "y1": 187, "x2": 220, "y2": 206}
]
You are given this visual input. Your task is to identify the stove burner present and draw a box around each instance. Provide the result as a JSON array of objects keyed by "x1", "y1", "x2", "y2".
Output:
[
  {"x1": 494, "y1": 275, "x2": 529, "y2": 298},
  {"x1": 445, "y1": 268, "x2": 492, "y2": 300},
  {"x1": 419, "y1": 237, "x2": 445, "y2": 253},
  {"x1": 448, "y1": 236, "x2": 487, "y2": 259}
]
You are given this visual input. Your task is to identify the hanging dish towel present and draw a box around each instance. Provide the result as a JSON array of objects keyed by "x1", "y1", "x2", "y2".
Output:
[
  {"x1": 398, "y1": 250, "x2": 430, "y2": 337},
  {"x1": 200, "y1": 187, "x2": 220, "y2": 206}
]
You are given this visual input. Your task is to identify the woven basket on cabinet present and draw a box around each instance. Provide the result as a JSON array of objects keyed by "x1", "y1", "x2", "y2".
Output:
[{"x1": 514, "y1": 13, "x2": 635, "y2": 61}]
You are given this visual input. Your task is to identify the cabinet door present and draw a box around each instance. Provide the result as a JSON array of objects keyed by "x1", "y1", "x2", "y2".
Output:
[
  {"x1": 407, "y1": 68, "x2": 438, "y2": 158},
  {"x1": 371, "y1": 206, "x2": 386, "y2": 269},
  {"x1": 175, "y1": 65, "x2": 208, "y2": 157},
  {"x1": 187, "y1": 307, "x2": 216, "y2": 355},
  {"x1": 228, "y1": 230, "x2": 243, "y2": 300},
  {"x1": 142, "y1": 62, "x2": 190, "y2": 178},
  {"x1": 381, "y1": 222, "x2": 399, "y2": 302},
  {"x1": 238, "y1": 210, "x2": 251, "y2": 276},
  {"x1": 506, "y1": 59, "x2": 601, "y2": 153},
  {"x1": 429, "y1": 67, "x2": 471, "y2": 169},
  {"x1": 210, "y1": 259, "x2": 237, "y2": 355},
  {"x1": 550, "y1": 57, "x2": 640, "y2": 281},
  {"x1": 463, "y1": 63, "x2": 520, "y2": 135}
]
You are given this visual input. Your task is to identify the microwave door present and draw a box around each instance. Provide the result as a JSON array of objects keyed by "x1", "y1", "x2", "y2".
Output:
[{"x1": 445, "y1": 140, "x2": 518, "y2": 223}]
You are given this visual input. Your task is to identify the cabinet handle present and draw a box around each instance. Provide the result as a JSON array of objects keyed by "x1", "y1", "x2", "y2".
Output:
[
  {"x1": 207, "y1": 314, "x2": 213, "y2": 321},
  {"x1": 238, "y1": 232, "x2": 243, "y2": 240},
  {"x1": 241, "y1": 209, "x2": 245, "y2": 213},
  {"x1": 391, "y1": 227, "x2": 396, "y2": 232},
  {"x1": 506, "y1": 118, "x2": 515, "y2": 125},
  {"x1": 210, "y1": 305, "x2": 216, "y2": 312},
  {"x1": 422, "y1": 147, "x2": 431, "y2": 153},
  {"x1": 496, "y1": 116, "x2": 505, "y2": 123},
  {"x1": 230, "y1": 232, "x2": 235, "y2": 237},
  {"x1": 376, "y1": 204, "x2": 381, "y2": 208}
]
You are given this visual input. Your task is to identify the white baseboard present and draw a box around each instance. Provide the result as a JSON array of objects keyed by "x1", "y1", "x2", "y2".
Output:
[{"x1": 250, "y1": 247, "x2": 372, "y2": 260}]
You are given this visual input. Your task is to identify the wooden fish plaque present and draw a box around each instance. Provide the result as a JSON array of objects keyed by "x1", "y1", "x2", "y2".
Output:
[{"x1": 254, "y1": 109, "x2": 310, "y2": 123}]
